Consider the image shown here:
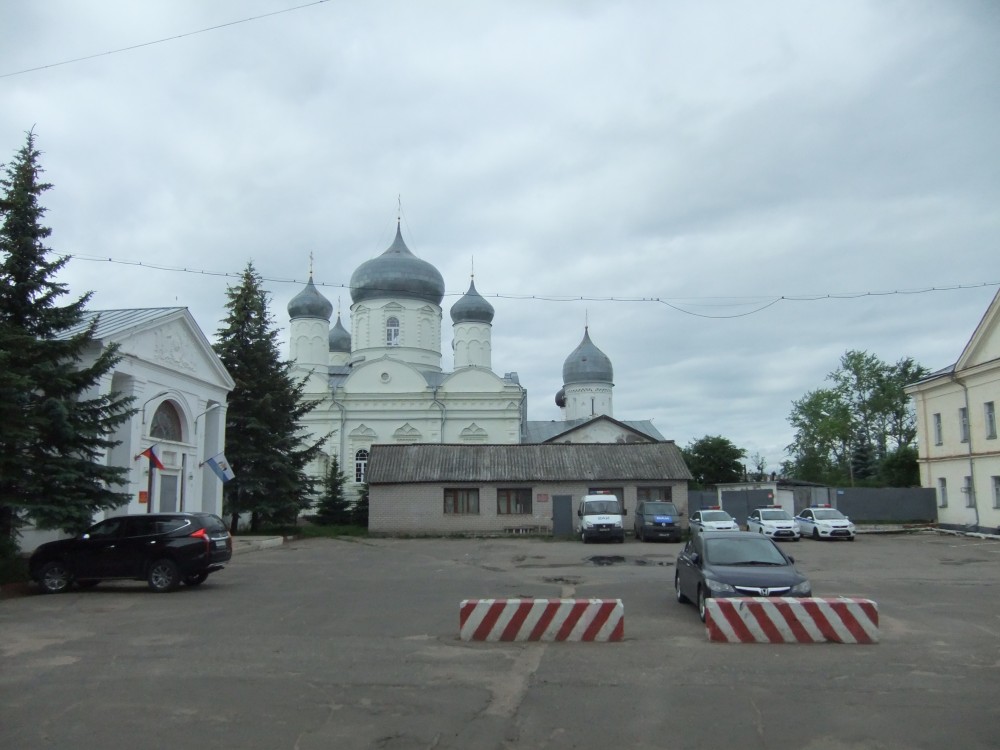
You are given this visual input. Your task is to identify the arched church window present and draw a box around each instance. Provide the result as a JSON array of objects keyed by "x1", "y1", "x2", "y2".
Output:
[
  {"x1": 150, "y1": 401, "x2": 182, "y2": 442},
  {"x1": 355, "y1": 449, "x2": 369, "y2": 483},
  {"x1": 386, "y1": 317, "x2": 400, "y2": 347}
]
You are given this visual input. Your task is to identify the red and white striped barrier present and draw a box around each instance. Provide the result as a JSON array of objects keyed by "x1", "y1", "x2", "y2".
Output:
[
  {"x1": 705, "y1": 597, "x2": 879, "y2": 644},
  {"x1": 460, "y1": 598, "x2": 624, "y2": 642}
]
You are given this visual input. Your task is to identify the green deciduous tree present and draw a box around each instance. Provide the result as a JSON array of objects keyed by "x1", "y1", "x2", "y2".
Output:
[
  {"x1": 0, "y1": 131, "x2": 135, "y2": 543},
  {"x1": 681, "y1": 435, "x2": 747, "y2": 488},
  {"x1": 213, "y1": 263, "x2": 328, "y2": 532},
  {"x1": 783, "y1": 350, "x2": 928, "y2": 486},
  {"x1": 314, "y1": 455, "x2": 351, "y2": 525}
]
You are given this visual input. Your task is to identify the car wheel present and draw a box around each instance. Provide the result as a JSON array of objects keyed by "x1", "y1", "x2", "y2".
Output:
[
  {"x1": 698, "y1": 587, "x2": 709, "y2": 622},
  {"x1": 675, "y1": 573, "x2": 689, "y2": 604},
  {"x1": 38, "y1": 561, "x2": 71, "y2": 594},
  {"x1": 812, "y1": 528, "x2": 820, "y2": 540},
  {"x1": 147, "y1": 558, "x2": 180, "y2": 593},
  {"x1": 184, "y1": 572, "x2": 209, "y2": 586},
  {"x1": 848, "y1": 536, "x2": 856, "y2": 542}
]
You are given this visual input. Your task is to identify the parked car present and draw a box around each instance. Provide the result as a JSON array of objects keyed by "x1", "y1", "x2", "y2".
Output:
[
  {"x1": 795, "y1": 505, "x2": 856, "y2": 541},
  {"x1": 674, "y1": 531, "x2": 812, "y2": 621},
  {"x1": 29, "y1": 512, "x2": 233, "y2": 593},
  {"x1": 576, "y1": 494, "x2": 626, "y2": 543},
  {"x1": 634, "y1": 501, "x2": 684, "y2": 542},
  {"x1": 689, "y1": 507, "x2": 739, "y2": 535},
  {"x1": 746, "y1": 506, "x2": 801, "y2": 541}
]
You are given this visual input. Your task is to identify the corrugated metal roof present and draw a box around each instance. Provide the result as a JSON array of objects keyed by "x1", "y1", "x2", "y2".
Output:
[
  {"x1": 367, "y1": 442, "x2": 692, "y2": 484},
  {"x1": 54, "y1": 308, "x2": 186, "y2": 341}
]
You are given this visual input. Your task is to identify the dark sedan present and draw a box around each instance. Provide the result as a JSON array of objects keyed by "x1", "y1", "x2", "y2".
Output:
[
  {"x1": 29, "y1": 512, "x2": 232, "y2": 593},
  {"x1": 674, "y1": 531, "x2": 812, "y2": 621}
]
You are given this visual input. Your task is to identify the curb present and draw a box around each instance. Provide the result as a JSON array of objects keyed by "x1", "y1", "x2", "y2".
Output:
[{"x1": 232, "y1": 536, "x2": 286, "y2": 555}]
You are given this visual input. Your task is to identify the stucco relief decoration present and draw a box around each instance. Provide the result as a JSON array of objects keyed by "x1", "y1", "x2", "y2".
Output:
[
  {"x1": 350, "y1": 424, "x2": 378, "y2": 439},
  {"x1": 153, "y1": 324, "x2": 197, "y2": 372},
  {"x1": 394, "y1": 423, "x2": 421, "y2": 442},
  {"x1": 460, "y1": 423, "x2": 488, "y2": 442}
]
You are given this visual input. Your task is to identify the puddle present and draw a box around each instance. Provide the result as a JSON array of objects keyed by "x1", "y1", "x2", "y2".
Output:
[{"x1": 587, "y1": 556, "x2": 626, "y2": 566}]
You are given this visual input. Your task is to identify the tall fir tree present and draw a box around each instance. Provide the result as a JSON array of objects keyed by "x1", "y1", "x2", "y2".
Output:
[
  {"x1": 0, "y1": 131, "x2": 135, "y2": 543},
  {"x1": 314, "y1": 455, "x2": 351, "y2": 525},
  {"x1": 213, "y1": 262, "x2": 328, "y2": 532}
]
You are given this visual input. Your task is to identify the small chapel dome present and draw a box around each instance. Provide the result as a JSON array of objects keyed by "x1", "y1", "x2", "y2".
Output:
[
  {"x1": 555, "y1": 387, "x2": 566, "y2": 407},
  {"x1": 328, "y1": 314, "x2": 351, "y2": 352},
  {"x1": 562, "y1": 327, "x2": 614, "y2": 385},
  {"x1": 450, "y1": 279, "x2": 495, "y2": 324},
  {"x1": 350, "y1": 223, "x2": 445, "y2": 306},
  {"x1": 288, "y1": 277, "x2": 333, "y2": 321}
]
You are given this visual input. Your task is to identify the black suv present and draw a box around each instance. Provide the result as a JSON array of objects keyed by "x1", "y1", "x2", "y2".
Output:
[
  {"x1": 29, "y1": 512, "x2": 232, "y2": 593},
  {"x1": 634, "y1": 501, "x2": 684, "y2": 542}
]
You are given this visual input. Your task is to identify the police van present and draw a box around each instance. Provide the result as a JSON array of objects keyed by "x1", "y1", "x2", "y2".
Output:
[{"x1": 576, "y1": 493, "x2": 626, "y2": 543}]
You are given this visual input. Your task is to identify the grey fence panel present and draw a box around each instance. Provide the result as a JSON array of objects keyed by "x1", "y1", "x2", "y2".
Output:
[
  {"x1": 830, "y1": 487, "x2": 937, "y2": 523},
  {"x1": 720, "y1": 490, "x2": 774, "y2": 526}
]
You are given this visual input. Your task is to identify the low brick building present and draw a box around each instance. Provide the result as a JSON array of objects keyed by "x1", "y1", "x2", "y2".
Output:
[{"x1": 367, "y1": 442, "x2": 692, "y2": 536}]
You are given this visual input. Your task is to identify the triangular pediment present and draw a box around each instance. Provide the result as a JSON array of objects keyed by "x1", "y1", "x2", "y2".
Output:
[
  {"x1": 957, "y1": 289, "x2": 1000, "y2": 372},
  {"x1": 85, "y1": 308, "x2": 234, "y2": 391}
]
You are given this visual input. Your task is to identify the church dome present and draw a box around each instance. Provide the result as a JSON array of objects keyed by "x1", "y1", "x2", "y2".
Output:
[
  {"x1": 350, "y1": 223, "x2": 445, "y2": 306},
  {"x1": 450, "y1": 279, "x2": 495, "y2": 324},
  {"x1": 562, "y1": 328, "x2": 614, "y2": 385},
  {"x1": 555, "y1": 387, "x2": 566, "y2": 408},
  {"x1": 287, "y1": 277, "x2": 333, "y2": 321},
  {"x1": 328, "y1": 314, "x2": 351, "y2": 353}
]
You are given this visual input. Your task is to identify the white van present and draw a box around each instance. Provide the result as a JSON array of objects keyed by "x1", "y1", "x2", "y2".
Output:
[{"x1": 576, "y1": 494, "x2": 627, "y2": 543}]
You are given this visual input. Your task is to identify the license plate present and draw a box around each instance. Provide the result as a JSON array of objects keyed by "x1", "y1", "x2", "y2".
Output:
[{"x1": 214, "y1": 540, "x2": 228, "y2": 548}]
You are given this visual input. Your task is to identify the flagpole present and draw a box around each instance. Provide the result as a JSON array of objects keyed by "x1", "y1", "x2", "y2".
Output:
[{"x1": 147, "y1": 458, "x2": 155, "y2": 513}]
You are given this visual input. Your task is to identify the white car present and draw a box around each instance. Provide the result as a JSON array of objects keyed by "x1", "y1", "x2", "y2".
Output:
[
  {"x1": 746, "y1": 506, "x2": 800, "y2": 541},
  {"x1": 689, "y1": 508, "x2": 739, "y2": 535},
  {"x1": 795, "y1": 506, "x2": 856, "y2": 541}
]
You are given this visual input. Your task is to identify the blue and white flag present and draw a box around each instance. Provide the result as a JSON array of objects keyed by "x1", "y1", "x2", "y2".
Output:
[{"x1": 205, "y1": 452, "x2": 236, "y2": 482}]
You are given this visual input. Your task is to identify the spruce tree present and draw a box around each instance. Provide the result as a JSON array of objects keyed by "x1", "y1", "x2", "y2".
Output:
[
  {"x1": 213, "y1": 263, "x2": 328, "y2": 532},
  {"x1": 314, "y1": 455, "x2": 351, "y2": 525},
  {"x1": 351, "y1": 482, "x2": 370, "y2": 528},
  {"x1": 0, "y1": 131, "x2": 134, "y2": 542}
]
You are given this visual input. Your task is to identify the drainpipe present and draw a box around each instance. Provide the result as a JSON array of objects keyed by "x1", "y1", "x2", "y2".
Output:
[
  {"x1": 331, "y1": 395, "x2": 347, "y2": 484},
  {"x1": 952, "y1": 374, "x2": 979, "y2": 530},
  {"x1": 432, "y1": 385, "x2": 446, "y2": 443}
]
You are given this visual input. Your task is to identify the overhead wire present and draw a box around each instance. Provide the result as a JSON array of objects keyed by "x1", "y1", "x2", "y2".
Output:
[
  {"x1": 1, "y1": 0, "x2": 333, "y2": 79},
  {"x1": 54, "y1": 251, "x2": 998, "y2": 319}
]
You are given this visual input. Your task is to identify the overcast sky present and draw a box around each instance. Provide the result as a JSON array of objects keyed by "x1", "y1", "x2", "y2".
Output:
[{"x1": 3, "y1": 0, "x2": 998, "y2": 472}]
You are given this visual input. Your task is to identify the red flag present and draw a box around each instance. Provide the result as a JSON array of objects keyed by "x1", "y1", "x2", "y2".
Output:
[{"x1": 140, "y1": 445, "x2": 165, "y2": 470}]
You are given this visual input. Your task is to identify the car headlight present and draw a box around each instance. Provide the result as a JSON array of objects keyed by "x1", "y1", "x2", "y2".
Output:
[
  {"x1": 704, "y1": 578, "x2": 736, "y2": 594},
  {"x1": 613, "y1": 521, "x2": 622, "y2": 528},
  {"x1": 790, "y1": 581, "x2": 811, "y2": 596}
]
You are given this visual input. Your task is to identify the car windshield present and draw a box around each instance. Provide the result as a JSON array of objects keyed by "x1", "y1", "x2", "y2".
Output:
[
  {"x1": 583, "y1": 501, "x2": 619, "y2": 515},
  {"x1": 705, "y1": 537, "x2": 787, "y2": 566},
  {"x1": 701, "y1": 511, "x2": 731, "y2": 521},
  {"x1": 760, "y1": 510, "x2": 792, "y2": 521},
  {"x1": 644, "y1": 502, "x2": 678, "y2": 515},
  {"x1": 813, "y1": 509, "x2": 846, "y2": 520}
]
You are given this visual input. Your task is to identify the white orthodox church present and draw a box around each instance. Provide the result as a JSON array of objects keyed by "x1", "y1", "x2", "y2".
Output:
[{"x1": 287, "y1": 222, "x2": 664, "y2": 496}]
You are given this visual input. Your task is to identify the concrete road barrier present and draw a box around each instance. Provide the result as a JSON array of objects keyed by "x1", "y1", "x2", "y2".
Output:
[
  {"x1": 705, "y1": 597, "x2": 879, "y2": 644},
  {"x1": 460, "y1": 598, "x2": 624, "y2": 642}
]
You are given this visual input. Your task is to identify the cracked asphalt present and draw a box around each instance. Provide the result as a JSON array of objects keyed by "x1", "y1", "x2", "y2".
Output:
[{"x1": 2, "y1": 533, "x2": 998, "y2": 749}]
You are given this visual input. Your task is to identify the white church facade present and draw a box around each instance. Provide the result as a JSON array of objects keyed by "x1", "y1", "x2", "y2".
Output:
[{"x1": 287, "y1": 222, "x2": 665, "y2": 498}]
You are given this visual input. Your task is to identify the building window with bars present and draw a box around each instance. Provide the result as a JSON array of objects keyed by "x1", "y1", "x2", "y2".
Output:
[
  {"x1": 964, "y1": 475, "x2": 975, "y2": 508},
  {"x1": 959, "y1": 407, "x2": 970, "y2": 443},
  {"x1": 938, "y1": 477, "x2": 948, "y2": 508},
  {"x1": 933, "y1": 413, "x2": 943, "y2": 445},
  {"x1": 444, "y1": 488, "x2": 480, "y2": 515},
  {"x1": 497, "y1": 488, "x2": 532, "y2": 515},
  {"x1": 985, "y1": 402, "x2": 997, "y2": 440}
]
